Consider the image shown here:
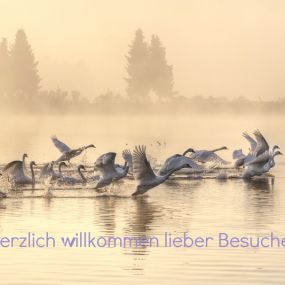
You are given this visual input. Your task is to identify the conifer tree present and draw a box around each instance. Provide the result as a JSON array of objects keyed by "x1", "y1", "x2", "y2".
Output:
[
  {"x1": 148, "y1": 35, "x2": 175, "y2": 100},
  {"x1": 125, "y1": 29, "x2": 150, "y2": 101},
  {"x1": 10, "y1": 29, "x2": 40, "y2": 96}
]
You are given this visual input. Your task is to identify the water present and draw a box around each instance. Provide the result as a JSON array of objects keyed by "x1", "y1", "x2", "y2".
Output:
[{"x1": 0, "y1": 114, "x2": 284, "y2": 284}]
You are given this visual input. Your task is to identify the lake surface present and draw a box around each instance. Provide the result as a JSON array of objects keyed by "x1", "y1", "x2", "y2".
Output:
[{"x1": 0, "y1": 114, "x2": 284, "y2": 284}]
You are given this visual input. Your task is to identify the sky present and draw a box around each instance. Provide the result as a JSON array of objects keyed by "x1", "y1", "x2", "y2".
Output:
[{"x1": 0, "y1": 0, "x2": 285, "y2": 100}]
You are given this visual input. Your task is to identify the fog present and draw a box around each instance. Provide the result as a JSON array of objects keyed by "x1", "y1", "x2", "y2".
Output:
[{"x1": 1, "y1": 0, "x2": 285, "y2": 100}]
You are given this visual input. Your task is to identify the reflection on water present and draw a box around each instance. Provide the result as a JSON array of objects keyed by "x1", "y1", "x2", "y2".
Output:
[{"x1": 0, "y1": 114, "x2": 284, "y2": 284}]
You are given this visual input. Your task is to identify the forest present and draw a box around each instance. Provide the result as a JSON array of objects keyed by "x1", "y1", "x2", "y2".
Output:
[{"x1": 0, "y1": 28, "x2": 284, "y2": 115}]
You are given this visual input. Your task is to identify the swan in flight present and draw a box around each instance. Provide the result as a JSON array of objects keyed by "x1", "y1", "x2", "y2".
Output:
[
  {"x1": 94, "y1": 152, "x2": 129, "y2": 189},
  {"x1": 51, "y1": 136, "x2": 95, "y2": 163},
  {"x1": 57, "y1": 165, "x2": 87, "y2": 185},
  {"x1": 189, "y1": 146, "x2": 230, "y2": 165},
  {"x1": 158, "y1": 148, "x2": 201, "y2": 176},
  {"x1": 242, "y1": 147, "x2": 282, "y2": 179},
  {"x1": 3, "y1": 160, "x2": 37, "y2": 187},
  {"x1": 233, "y1": 131, "x2": 279, "y2": 168},
  {"x1": 132, "y1": 145, "x2": 192, "y2": 196}
]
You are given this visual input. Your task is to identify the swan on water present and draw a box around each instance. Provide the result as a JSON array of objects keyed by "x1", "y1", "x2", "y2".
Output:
[
  {"x1": 57, "y1": 164, "x2": 87, "y2": 185},
  {"x1": 51, "y1": 136, "x2": 95, "y2": 163},
  {"x1": 158, "y1": 148, "x2": 201, "y2": 176},
  {"x1": 189, "y1": 146, "x2": 230, "y2": 166},
  {"x1": 132, "y1": 145, "x2": 192, "y2": 196},
  {"x1": 242, "y1": 147, "x2": 282, "y2": 179},
  {"x1": 94, "y1": 152, "x2": 129, "y2": 190},
  {"x1": 3, "y1": 160, "x2": 37, "y2": 188}
]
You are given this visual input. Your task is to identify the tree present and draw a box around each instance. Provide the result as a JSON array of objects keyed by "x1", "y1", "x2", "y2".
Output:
[
  {"x1": 148, "y1": 35, "x2": 175, "y2": 100},
  {"x1": 10, "y1": 29, "x2": 40, "y2": 96},
  {"x1": 0, "y1": 38, "x2": 10, "y2": 97},
  {"x1": 125, "y1": 29, "x2": 150, "y2": 101}
]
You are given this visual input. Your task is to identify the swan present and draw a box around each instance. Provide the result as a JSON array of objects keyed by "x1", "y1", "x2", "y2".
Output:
[
  {"x1": 233, "y1": 131, "x2": 279, "y2": 168},
  {"x1": 242, "y1": 148, "x2": 282, "y2": 179},
  {"x1": 189, "y1": 146, "x2": 230, "y2": 165},
  {"x1": 158, "y1": 148, "x2": 201, "y2": 175},
  {"x1": 132, "y1": 145, "x2": 192, "y2": 196},
  {"x1": 51, "y1": 136, "x2": 95, "y2": 163},
  {"x1": 57, "y1": 165, "x2": 87, "y2": 185},
  {"x1": 94, "y1": 152, "x2": 129, "y2": 189},
  {"x1": 3, "y1": 160, "x2": 37, "y2": 187},
  {"x1": 40, "y1": 161, "x2": 67, "y2": 181}
]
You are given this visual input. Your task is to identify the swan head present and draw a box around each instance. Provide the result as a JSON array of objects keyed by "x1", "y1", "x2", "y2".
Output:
[
  {"x1": 87, "y1": 144, "x2": 96, "y2": 149},
  {"x1": 30, "y1": 161, "x2": 37, "y2": 167},
  {"x1": 23, "y1": 153, "x2": 28, "y2": 159},
  {"x1": 78, "y1": 165, "x2": 86, "y2": 171},
  {"x1": 221, "y1": 146, "x2": 228, "y2": 150},
  {"x1": 273, "y1": 151, "x2": 282, "y2": 157},
  {"x1": 59, "y1": 161, "x2": 68, "y2": 168},
  {"x1": 183, "y1": 148, "x2": 195, "y2": 155},
  {"x1": 272, "y1": 145, "x2": 280, "y2": 152}
]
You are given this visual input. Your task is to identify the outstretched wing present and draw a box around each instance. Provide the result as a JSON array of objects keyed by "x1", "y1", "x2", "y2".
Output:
[
  {"x1": 132, "y1": 145, "x2": 156, "y2": 181},
  {"x1": 3, "y1": 161, "x2": 24, "y2": 177},
  {"x1": 122, "y1": 149, "x2": 133, "y2": 168},
  {"x1": 51, "y1": 136, "x2": 71, "y2": 154},
  {"x1": 94, "y1": 153, "x2": 116, "y2": 175},
  {"x1": 253, "y1": 130, "x2": 269, "y2": 157},
  {"x1": 242, "y1": 132, "x2": 257, "y2": 152}
]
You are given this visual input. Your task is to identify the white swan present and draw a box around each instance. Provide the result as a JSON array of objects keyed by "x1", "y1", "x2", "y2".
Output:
[
  {"x1": 3, "y1": 160, "x2": 37, "y2": 187},
  {"x1": 132, "y1": 145, "x2": 191, "y2": 196},
  {"x1": 189, "y1": 146, "x2": 230, "y2": 165},
  {"x1": 51, "y1": 136, "x2": 95, "y2": 163},
  {"x1": 94, "y1": 152, "x2": 129, "y2": 189},
  {"x1": 57, "y1": 165, "x2": 87, "y2": 185},
  {"x1": 158, "y1": 148, "x2": 201, "y2": 176},
  {"x1": 242, "y1": 148, "x2": 282, "y2": 179}
]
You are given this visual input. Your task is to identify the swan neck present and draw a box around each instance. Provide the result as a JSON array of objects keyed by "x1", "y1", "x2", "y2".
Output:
[
  {"x1": 78, "y1": 168, "x2": 87, "y2": 183},
  {"x1": 211, "y1": 147, "x2": 223, "y2": 152},
  {"x1": 30, "y1": 163, "x2": 35, "y2": 187}
]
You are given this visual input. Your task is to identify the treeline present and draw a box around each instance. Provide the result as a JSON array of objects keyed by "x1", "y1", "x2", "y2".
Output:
[{"x1": 0, "y1": 29, "x2": 285, "y2": 115}]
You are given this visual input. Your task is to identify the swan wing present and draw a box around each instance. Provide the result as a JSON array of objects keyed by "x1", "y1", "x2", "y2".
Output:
[
  {"x1": 133, "y1": 145, "x2": 156, "y2": 181},
  {"x1": 246, "y1": 151, "x2": 270, "y2": 166},
  {"x1": 242, "y1": 132, "x2": 257, "y2": 152},
  {"x1": 3, "y1": 161, "x2": 25, "y2": 177},
  {"x1": 122, "y1": 149, "x2": 133, "y2": 166},
  {"x1": 95, "y1": 153, "x2": 116, "y2": 176},
  {"x1": 253, "y1": 130, "x2": 269, "y2": 156},
  {"x1": 51, "y1": 136, "x2": 71, "y2": 154}
]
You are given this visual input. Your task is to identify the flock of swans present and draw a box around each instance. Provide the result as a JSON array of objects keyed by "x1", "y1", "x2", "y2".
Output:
[{"x1": 0, "y1": 130, "x2": 282, "y2": 198}]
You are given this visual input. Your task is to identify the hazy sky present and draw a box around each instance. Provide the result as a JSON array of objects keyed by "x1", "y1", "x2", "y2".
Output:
[{"x1": 1, "y1": 0, "x2": 285, "y2": 100}]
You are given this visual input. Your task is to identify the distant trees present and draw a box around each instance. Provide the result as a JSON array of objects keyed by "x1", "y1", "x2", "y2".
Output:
[
  {"x1": 0, "y1": 29, "x2": 40, "y2": 98},
  {"x1": 0, "y1": 38, "x2": 10, "y2": 97},
  {"x1": 125, "y1": 29, "x2": 175, "y2": 102}
]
